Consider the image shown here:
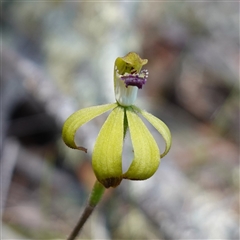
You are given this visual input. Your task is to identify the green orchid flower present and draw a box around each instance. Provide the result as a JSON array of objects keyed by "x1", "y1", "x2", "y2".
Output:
[{"x1": 62, "y1": 52, "x2": 171, "y2": 188}]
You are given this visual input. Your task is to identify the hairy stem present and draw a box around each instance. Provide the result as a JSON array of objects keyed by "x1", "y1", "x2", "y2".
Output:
[{"x1": 67, "y1": 181, "x2": 105, "y2": 240}]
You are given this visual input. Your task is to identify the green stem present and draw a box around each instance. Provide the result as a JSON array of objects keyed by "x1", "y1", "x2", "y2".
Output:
[{"x1": 67, "y1": 180, "x2": 105, "y2": 240}]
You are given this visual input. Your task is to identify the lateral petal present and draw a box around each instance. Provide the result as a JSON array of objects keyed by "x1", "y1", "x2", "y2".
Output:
[
  {"x1": 123, "y1": 108, "x2": 160, "y2": 180},
  {"x1": 92, "y1": 106, "x2": 124, "y2": 188},
  {"x1": 133, "y1": 106, "x2": 172, "y2": 158},
  {"x1": 62, "y1": 103, "x2": 117, "y2": 151}
]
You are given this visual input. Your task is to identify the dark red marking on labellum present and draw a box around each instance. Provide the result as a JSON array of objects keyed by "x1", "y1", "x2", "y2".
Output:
[{"x1": 121, "y1": 69, "x2": 149, "y2": 89}]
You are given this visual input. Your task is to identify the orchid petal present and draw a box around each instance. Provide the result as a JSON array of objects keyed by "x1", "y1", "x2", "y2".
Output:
[
  {"x1": 62, "y1": 103, "x2": 117, "y2": 151},
  {"x1": 133, "y1": 106, "x2": 172, "y2": 158},
  {"x1": 123, "y1": 108, "x2": 160, "y2": 180},
  {"x1": 92, "y1": 106, "x2": 124, "y2": 188}
]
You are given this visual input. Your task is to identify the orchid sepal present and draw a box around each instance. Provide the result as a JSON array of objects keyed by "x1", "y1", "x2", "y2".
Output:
[{"x1": 62, "y1": 103, "x2": 117, "y2": 151}]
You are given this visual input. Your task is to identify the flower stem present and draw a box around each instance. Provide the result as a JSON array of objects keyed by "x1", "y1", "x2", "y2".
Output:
[{"x1": 67, "y1": 180, "x2": 105, "y2": 240}]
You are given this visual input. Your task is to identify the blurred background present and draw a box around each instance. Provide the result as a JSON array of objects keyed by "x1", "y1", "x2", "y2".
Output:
[{"x1": 1, "y1": 1, "x2": 239, "y2": 239}]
